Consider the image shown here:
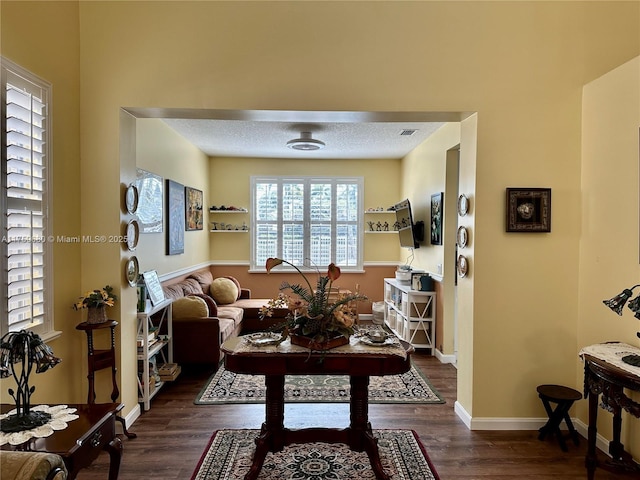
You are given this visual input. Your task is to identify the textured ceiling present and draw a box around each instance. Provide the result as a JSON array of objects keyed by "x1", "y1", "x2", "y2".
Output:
[
  {"x1": 162, "y1": 118, "x2": 446, "y2": 159},
  {"x1": 123, "y1": 108, "x2": 461, "y2": 160}
]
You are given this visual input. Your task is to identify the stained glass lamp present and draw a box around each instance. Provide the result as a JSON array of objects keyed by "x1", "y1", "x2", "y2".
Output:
[
  {"x1": 0, "y1": 330, "x2": 61, "y2": 433},
  {"x1": 603, "y1": 284, "x2": 640, "y2": 366}
]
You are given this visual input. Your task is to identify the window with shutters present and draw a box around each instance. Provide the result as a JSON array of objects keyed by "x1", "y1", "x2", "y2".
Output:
[
  {"x1": 251, "y1": 176, "x2": 363, "y2": 271},
  {"x1": 1, "y1": 58, "x2": 53, "y2": 337}
]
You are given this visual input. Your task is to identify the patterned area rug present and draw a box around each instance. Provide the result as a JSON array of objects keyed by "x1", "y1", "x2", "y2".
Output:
[
  {"x1": 191, "y1": 429, "x2": 441, "y2": 480},
  {"x1": 195, "y1": 362, "x2": 444, "y2": 404}
]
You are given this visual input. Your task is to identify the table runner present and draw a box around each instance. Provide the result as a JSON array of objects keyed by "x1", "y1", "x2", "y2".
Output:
[
  {"x1": 230, "y1": 329, "x2": 407, "y2": 359},
  {"x1": 578, "y1": 342, "x2": 640, "y2": 378},
  {"x1": 0, "y1": 405, "x2": 78, "y2": 446}
]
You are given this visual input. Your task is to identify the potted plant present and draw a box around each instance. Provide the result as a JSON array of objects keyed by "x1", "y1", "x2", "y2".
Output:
[{"x1": 73, "y1": 285, "x2": 117, "y2": 324}]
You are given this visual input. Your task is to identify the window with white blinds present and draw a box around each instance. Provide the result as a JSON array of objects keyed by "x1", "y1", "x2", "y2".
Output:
[
  {"x1": 251, "y1": 176, "x2": 363, "y2": 271},
  {"x1": 1, "y1": 58, "x2": 53, "y2": 336}
]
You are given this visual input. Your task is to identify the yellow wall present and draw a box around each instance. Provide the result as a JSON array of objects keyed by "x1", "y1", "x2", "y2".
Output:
[
  {"x1": 579, "y1": 56, "x2": 640, "y2": 457},
  {"x1": 136, "y1": 119, "x2": 211, "y2": 276},
  {"x1": 0, "y1": 2, "x2": 639, "y2": 453},
  {"x1": 0, "y1": 1, "x2": 85, "y2": 404},
  {"x1": 207, "y1": 157, "x2": 401, "y2": 263},
  {"x1": 401, "y1": 123, "x2": 462, "y2": 357}
]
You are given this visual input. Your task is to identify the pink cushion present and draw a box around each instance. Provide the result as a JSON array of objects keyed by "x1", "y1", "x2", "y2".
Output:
[{"x1": 189, "y1": 270, "x2": 214, "y2": 292}]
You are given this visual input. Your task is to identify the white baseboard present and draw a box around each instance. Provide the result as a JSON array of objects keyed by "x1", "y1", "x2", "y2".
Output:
[
  {"x1": 452, "y1": 405, "x2": 634, "y2": 462},
  {"x1": 435, "y1": 348, "x2": 456, "y2": 365}
]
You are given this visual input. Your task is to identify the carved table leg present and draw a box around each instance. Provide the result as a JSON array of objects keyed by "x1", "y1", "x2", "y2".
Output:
[
  {"x1": 586, "y1": 387, "x2": 598, "y2": 480},
  {"x1": 350, "y1": 375, "x2": 390, "y2": 480},
  {"x1": 105, "y1": 436, "x2": 123, "y2": 480},
  {"x1": 244, "y1": 374, "x2": 285, "y2": 480}
]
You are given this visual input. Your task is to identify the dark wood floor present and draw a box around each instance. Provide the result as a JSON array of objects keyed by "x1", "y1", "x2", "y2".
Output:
[{"x1": 78, "y1": 353, "x2": 636, "y2": 479}]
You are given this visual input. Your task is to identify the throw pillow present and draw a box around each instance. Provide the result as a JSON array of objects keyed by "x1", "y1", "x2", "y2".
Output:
[
  {"x1": 224, "y1": 276, "x2": 242, "y2": 300},
  {"x1": 209, "y1": 277, "x2": 239, "y2": 305},
  {"x1": 172, "y1": 295, "x2": 208, "y2": 319},
  {"x1": 189, "y1": 270, "x2": 214, "y2": 292},
  {"x1": 189, "y1": 293, "x2": 218, "y2": 317}
]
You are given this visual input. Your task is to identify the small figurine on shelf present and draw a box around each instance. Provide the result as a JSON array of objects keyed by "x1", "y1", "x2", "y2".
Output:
[
  {"x1": 376, "y1": 221, "x2": 382, "y2": 231},
  {"x1": 393, "y1": 221, "x2": 401, "y2": 231},
  {"x1": 368, "y1": 221, "x2": 375, "y2": 231},
  {"x1": 383, "y1": 221, "x2": 389, "y2": 231},
  {"x1": 211, "y1": 222, "x2": 218, "y2": 230}
]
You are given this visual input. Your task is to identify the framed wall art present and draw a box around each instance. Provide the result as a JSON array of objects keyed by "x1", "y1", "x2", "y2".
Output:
[
  {"x1": 506, "y1": 187, "x2": 551, "y2": 232},
  {"x1": 135, "y1": 168, "x2": 163, "y2": 233},
  {"x1": 430, "y1": 192, "x2": 443, "y2": 245},
  {"x1": 185, "y1": 186, "x2": 203, "y2": 231},
  {"x1": 166, "y1": 179, "x2": 185, "y2": 255}
]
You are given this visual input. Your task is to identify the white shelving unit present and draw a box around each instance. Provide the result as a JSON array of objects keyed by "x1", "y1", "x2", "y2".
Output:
[
  {"x1": 137, "y1": 297, "x2": 173, "y2": 411},
  {"x1": 383, "y1": 278, "x2": 435, "y2": 351}
]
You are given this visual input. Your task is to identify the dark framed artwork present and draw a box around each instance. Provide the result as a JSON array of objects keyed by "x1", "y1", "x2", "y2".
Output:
[
  {"x1": 166, "y1": 179, "x2": 185, "y2": 255},
  {"x1": 430, "y1": 192, "x2": 443, "y2": 245},
  {"x1": 185, "y1": 187, "x2": 203, "y2": 231},
  {"x1": 506, "y1": 188, "x2": 551, "y2": 232},
  {"x1": 135, "y1": 169, "x2": 163, "y2": 233}
]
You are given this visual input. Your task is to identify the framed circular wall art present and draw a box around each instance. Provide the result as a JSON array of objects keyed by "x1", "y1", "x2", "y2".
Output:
[
  {"x1": 125, "y1": 184, "x2": 139, "y2": 214},
  {"x1": 457, "y1": 255, "x2": 468, "y2": 278},
  {"x1": 456, "y1": 226, "x2": 468, "y2": 249},
  {"x1": 457, "y1": 194, "x2": 469, "y2": 216}
]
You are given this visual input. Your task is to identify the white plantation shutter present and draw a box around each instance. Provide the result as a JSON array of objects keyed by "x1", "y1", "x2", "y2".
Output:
[
  {"x1": 2, "y1": 58, "x2": 52, "y2": 335},
  {"x1": 251, "y1": 176, "x2": 363, "y2": 271}
]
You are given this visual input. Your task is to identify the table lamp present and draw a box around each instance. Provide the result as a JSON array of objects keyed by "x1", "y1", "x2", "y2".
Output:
[
  {"x1": 0, "y1": 330, "x2": 61, "y2": 433},
  {"x1": 603, "y1": 284, "x2": 640, "y2": 366}
]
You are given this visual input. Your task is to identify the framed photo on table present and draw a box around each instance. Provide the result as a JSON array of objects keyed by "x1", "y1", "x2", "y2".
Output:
[
  {"x1": 506, "y1": 188, "x2": 551, "y2": 232},
  {"x1": 142, "y1": 270, "x2": 165, "y2": 307}
]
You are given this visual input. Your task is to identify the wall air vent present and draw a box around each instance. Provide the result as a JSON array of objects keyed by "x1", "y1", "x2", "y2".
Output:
[{"x1": 399, "y1": 129, "x2": 418, "y2": 136}]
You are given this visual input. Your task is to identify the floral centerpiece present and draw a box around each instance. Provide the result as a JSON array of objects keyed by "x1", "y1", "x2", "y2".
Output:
[
  {"x1": 73, "y1": 285, "x2": 117, "y2": 324},
  {"x1": 260, "y1": 258, "x2": 367, "y2": 349}
]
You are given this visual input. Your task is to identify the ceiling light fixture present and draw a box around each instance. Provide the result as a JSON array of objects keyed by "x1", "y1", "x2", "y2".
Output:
[{"x1": 286, "y1": 131, "x2": 325, "y2": 151}]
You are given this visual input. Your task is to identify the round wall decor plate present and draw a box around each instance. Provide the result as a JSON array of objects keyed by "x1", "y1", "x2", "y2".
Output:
[
  {"x1": 125, "y1": 256, "x2": 139, "y2": 287},
  {"x1": 457, "y1": 255, "x2": 468, "y2": 277},
  {"x1": 125, "y1": 184, "x2": 139, "y2": 214},
  {"x1": 457, "y1": 194, "x2": 469, "y2": 216},
  {"x1": 126, "y1": 219, "x2": 140, "y2": 251},
  {"x1": 457, "y1": 226, "x2": 468, "y2": 248}
]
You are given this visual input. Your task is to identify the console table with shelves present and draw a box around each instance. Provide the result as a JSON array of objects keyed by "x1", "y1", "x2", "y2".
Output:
[
  {"x1": 136, "y1": 298, "x2": 174, "y2": 411},
  {"x1": 383, "y1": 278, "x2": 435, "y2": 351}
]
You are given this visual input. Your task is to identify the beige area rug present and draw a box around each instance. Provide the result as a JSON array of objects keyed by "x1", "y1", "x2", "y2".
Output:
[{"x1": 191, "y1": 429, "x2": 441, "y2": 480}]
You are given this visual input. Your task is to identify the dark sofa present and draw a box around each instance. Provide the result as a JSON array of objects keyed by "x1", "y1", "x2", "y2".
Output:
[{"x1": 161, "y1": 269, "x2": 287, "y2": 366}]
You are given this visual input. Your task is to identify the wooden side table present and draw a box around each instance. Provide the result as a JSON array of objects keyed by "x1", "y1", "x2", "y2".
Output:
[
  {"x1": 76, "y1": 321, "x2": 136, "y2": 439},
  {"x1": 582, "y1": 343, "x2": 640, "y2": 479},
  {"x1": 1, "y1": 403, "x2": 124, "y2": 480}
]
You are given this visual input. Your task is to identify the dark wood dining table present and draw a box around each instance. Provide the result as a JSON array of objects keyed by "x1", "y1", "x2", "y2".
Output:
[{"x1": 221, "y1": 334, "x2": 414, "y2": 480}]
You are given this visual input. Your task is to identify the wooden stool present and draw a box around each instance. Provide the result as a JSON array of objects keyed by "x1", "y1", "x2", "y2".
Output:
[{"x1": 537, "y1": 384, "x2": 581, "y2": 451}]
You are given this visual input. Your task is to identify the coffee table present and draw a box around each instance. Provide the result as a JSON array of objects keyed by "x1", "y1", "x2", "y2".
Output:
[
  {"x1": 221, "y1": 335, "x2": 414, "y2": 480},
  {"x1": 1, "y1": 403, "x2": 123, "y2": 480}
]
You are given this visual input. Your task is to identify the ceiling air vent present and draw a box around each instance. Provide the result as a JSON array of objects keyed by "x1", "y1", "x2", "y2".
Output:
[{"x1": 399, "y1": 129, "x2": 418, "y2": 136}]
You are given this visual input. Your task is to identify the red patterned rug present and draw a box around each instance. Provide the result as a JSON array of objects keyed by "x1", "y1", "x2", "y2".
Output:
[{"x1": 191, "y1": 429, "x2": 440, "y2": 480}]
